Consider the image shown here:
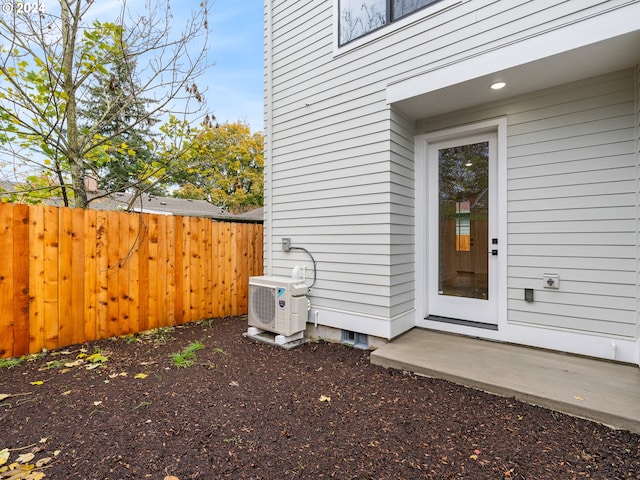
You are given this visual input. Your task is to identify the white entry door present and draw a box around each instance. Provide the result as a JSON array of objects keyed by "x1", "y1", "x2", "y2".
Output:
[{"x1": 427, "y1": 132, "x2": 498, "y2": 325}]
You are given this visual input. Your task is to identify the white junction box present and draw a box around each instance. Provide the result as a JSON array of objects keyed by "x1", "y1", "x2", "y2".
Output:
[
  {"x1": 543, "y1": 273, "x2": 560, "y2": 289},
  {"x1": 248, "y1": 276, "x2": 309, "y2": 337}
]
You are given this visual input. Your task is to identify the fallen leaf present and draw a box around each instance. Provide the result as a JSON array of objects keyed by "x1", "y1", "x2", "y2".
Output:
[
  {"x1": 85, "y1": 363, "x2": 101, "y2": 370},
  {"x1": 473, "y1": 449, "x2": 481, "y2": 455},
  {"x1": 574, "y1": 396, "x2": 585, "y2": 401},
  {"x1": 0, "y1": 449, "x2": 9, "y2": 466},
  {"x1": 229, "y1": 381, "x2": 239, "y2": 387},
  {"x1": 27, "y1": 472, "x2": 46, "y2": 480},
  {"x1": 35, "y1": 457, "x2": 52, "y2": 468},
  {"x1": 16, "y1": 452, "x2": 35, "y2": 463},
  {"x1": 39, "y1": 438, "x2": 47, "y2": 444},
  {"x1": 164, "y1": 476, "x2": 180, "y2": 480},
  {"x1": 86, "y1": 353, "x2": 107, "y2": 363},
  {"x1": 0, "y1": 394, "x2": 11, "y2": 401},
  {"x1": 53, "y1": 450, "x2": 61, "y2": 457},
  {"x1": 64, "y1": 359, "x2": 84, "y2": 367},
  {"x1": 93, "y1": 401, "x2": 102, "y2": 406},
  {"x1": 470, "y1": 454, "x2": 478, "y2": 460},
  {"x1": 319, "y1": 395, "x2": 331, "y2": 402},
  {"x1": 134, "y1": 373, "x2": 148, "y2": 379},
  {"x1": 30, "y1": 381, "x2": 44, "y2": 386},
  {"x1": 61, "y1": 390, "x2": 72, "y2": 396}
]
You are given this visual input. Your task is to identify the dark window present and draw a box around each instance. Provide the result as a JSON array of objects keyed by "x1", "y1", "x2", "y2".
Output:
[
  {"x1": 392, "y1": 0, "x2": 441, "y2": 21},
  {"x1": 339, "y1": 0, "x2": 387, "y2": 46},
  {"x1": 339, "y1": 0, "x2": 442, "y2": 45}
]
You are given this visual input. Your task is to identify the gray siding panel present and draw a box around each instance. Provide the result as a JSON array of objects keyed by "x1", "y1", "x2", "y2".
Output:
[
  {"x1": 420, "y1": 69, "x2": 637, "y2": 338},
  {"x1": 505, "y1": 71, "x2": 637, "y2": 337}
]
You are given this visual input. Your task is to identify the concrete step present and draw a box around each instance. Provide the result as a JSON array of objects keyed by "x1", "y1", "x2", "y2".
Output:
[{"x1": 370, "y1": 328, "x2": 640, "y2": 433}]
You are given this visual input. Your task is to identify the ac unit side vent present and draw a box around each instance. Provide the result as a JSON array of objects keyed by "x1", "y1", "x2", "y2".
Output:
[{"x1": 251, "y1": 285, "x2": 276, "y2": 326}]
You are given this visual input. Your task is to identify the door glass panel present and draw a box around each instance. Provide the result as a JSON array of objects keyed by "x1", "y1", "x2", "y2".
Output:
[{"x1": 438, "y1": 142, "x2": 489, "y2": 300}]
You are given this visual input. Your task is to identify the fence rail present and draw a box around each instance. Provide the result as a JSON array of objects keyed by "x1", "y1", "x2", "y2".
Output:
[{"x1": 0, "y1": 203, "x2": 263, "y2": 358}]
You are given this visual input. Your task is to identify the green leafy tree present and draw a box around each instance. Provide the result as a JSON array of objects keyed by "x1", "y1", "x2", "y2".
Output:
[
  {"x1": 80, "y1": 50, "x2": 163, "y2": 196},
  {"x1": 0, "y1": 0, "x2": 210, "y2": 207},
  {"x1": 171, "y1": 122, "x2": 264, "y2": 213},
  {"x1": 1, "y1": 170, "x2": 64, "y2": 204}
]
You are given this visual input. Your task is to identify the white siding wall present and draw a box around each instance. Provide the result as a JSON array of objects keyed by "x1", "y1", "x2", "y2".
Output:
[
  {"x1": 267, "y1": 0, "x2": 399, "y2": 320},
  {"x1": 636, "y1": 65, "x2": 640, "y2": 342},
  {"x1": 265, "y1": 0, "x2": 639, "y2": 334},
  {"x1": 419, "y1": 69, "x2": 638, "y2": 339}
]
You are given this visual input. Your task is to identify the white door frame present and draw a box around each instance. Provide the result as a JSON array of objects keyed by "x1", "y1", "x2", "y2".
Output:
[{"x1": 415, "y1": 117, "x2": 508, "y2": 339}]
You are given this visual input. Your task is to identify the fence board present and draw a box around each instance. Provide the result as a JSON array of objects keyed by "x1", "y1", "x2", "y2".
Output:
[
  {"x1": 57, "y1": 208, "x2": 73, "y2": 348},
  {"x1": 174, "y1": 217, "x2": 184, "y2": 324},
  {"x1": 0, "y1": 203, "x2": 263, "y2": 358},
  {"x1": 28, "y1": 205, "x2": 45, "y2": 354},
  {"x1": 196, "y1": 217, "x2": 206, "y2": 319},
  {"x1": 119, "y1": 213, "x2": 132, "y2": 335},
  {"x1": 95, "y1": 211, "x2": 109, "y2": 339},
  {"x1": 138, "y1": 213, "x2": 150, "y2": 333},
  {"x1": 71, "y1": 208, "x2": 85, "y2": 345},
  {"x1": 165, "y1": 216, "x2": 176, "y2": 326},
  {"x1": 236, "y1": 223, "x2": 248, "y2": 315},
  {"x1": 224, "y1": 222, "x2": 233, "y2": 316},
  {"x1": 210, "y1": 222, "x2": 219, "y2": 317},
  {"x1": 13, "y1": 204, "x2": 30, "y2": 356},
  {"x1": 43, "y1": 206, "x2": 59, "y2": 350},
  {"x1": 106, "y1": 210, "x2": 121, "y2": 338},
  {"x1": 0, "y1": 204, "x2": 14, "y2": 357},
  {"x1": 189, "y1": 217, "x2": 199, "y2": 321},
  {"x1": 84, "y1": 210, "x2": 98, "y2": 343},
  {"x1": 128, "y1": 213, "x2": 140, "y2": 335},
  {"x1": 203, "y1": 219, "x2": 213, "y2": 316}
]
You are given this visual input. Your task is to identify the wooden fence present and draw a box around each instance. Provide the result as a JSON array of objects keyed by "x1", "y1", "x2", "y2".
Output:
[{"x1": 0, "y1": 203, "x2": 263, "y2": 358}]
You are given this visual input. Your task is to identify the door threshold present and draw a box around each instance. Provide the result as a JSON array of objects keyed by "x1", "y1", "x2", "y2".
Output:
[{"x1": 426, "y1": 315, "x2": 498, "y2": 331}]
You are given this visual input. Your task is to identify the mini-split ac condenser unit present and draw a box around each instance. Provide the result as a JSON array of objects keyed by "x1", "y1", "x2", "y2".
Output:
[{"x1": 248, "y1": 276, "x2": 309, "y2": 337}]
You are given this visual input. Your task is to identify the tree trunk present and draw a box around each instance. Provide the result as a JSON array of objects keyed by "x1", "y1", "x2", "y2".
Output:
[{"x1": 61, "y1": 0, "x2": 88, "y2": 208}]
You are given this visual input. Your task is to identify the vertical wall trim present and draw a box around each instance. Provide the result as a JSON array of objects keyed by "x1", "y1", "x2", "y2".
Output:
[
  {"x1": 634, "y1": 64, "x2": 640, "y2": 363},
  {"x1": 264, "y1": 0, "x2": 274, "y2": 275}
]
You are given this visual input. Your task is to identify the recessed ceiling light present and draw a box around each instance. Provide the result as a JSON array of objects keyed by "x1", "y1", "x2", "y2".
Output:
[{"x1": 491, "y1": 82, "x2": 506, "y2": 90}]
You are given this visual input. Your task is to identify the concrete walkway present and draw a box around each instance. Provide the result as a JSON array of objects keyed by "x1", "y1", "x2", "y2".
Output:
[{"x1": 370, "y1": 328, "x2": 640, "y2": 433}]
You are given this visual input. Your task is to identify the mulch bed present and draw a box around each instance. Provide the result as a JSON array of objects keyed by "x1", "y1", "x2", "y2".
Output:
[{"x1": 1, "y1": 316, "x2": 638, "y2": 479}]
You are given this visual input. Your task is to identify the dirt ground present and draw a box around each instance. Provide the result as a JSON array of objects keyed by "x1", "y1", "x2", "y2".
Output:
[{"x1": 1, "y1": 316, "x2": 638, "y2": 479}]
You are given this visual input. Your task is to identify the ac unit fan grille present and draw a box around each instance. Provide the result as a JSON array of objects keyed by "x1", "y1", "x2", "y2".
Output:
[{"x1": 250, "y1": 285, "x2": 276, "y2": 327}]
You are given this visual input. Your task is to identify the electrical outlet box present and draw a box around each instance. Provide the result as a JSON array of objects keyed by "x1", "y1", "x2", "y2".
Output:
[
  {"x1": 524, "y1": 288, "x2": 534, "y2": 302},
  {"x1": 543, "y1": 274, "x2": 559, "y2": 289},
  {"x1": 282, "y1": 237, "x2": 291, "y2": 251}
]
